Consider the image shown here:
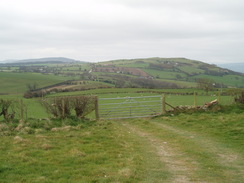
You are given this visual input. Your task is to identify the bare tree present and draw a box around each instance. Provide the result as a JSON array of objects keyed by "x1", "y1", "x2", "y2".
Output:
[
  {"x1": 197, "y1": 78, "x2": 215, "y2": 95},
  {"x1": 26, "y1": 82, "x2": 38, "y2": 92}
]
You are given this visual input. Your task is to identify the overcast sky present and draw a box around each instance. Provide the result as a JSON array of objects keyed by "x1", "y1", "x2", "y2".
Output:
[{"x1": 0, "y1": 0, "x2": 244, "y2": 63}]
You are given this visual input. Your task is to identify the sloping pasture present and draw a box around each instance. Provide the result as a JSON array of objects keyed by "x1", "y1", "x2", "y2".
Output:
[{"x1": 0, "y1": 72, "x2": 74, "y2": 94}]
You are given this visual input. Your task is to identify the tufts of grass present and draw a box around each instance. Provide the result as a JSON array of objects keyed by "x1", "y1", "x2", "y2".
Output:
[
  {"x1": 0, "y1": 120, "x2": 170, "y2": 182},
  {"x1": 0, "y1": 117, "x2": 95, "y2": 137},
  {"x1": 156, "y1": 105, "x2": 244, "y2": 153}
]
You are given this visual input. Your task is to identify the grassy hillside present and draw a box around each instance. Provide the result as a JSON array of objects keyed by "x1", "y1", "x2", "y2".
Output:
[
  {"x1": 192, "y1": 74, "x2": 244, "y2": 88},
  {"x1": 95, "y1": 57, "x2": 244, "y2": 88},
  {"x1": 0, "y1": 57, "x2": 243, "y2": 96}
]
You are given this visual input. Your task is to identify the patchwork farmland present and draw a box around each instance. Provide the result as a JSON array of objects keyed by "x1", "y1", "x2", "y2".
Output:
[{"x1": 0, "y1": 57, "x2": 243, "y2": 182}]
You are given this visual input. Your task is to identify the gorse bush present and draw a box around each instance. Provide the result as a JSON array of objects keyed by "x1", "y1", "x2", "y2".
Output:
[{"x1": 40, "y1": 96, "x2": 96, "y2": 119}]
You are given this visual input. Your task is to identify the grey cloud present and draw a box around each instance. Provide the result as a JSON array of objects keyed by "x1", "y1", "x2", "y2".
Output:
[{"x1": 0, "y1": 0, "x2": 243, "y2": 63}]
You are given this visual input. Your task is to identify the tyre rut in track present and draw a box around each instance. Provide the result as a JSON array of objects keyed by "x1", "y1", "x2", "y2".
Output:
[
  {"x1": 122, "y1": 122, "x2": 205, "y2": 183},
  {"x1": 152, "y1": 122, "x2": 244, "y2": 181}
]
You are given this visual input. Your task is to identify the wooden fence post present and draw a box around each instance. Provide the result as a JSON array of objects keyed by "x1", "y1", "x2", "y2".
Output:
[
  {"x1": 194, "y1": 91, "x2": 197, "y2": 107},
  {"x1": 162, "y1": 94, "x2": 166, "y2": 114},
  {"x1": 62, "y1": 98, "x2": 65, "y2": 119},
  {"x1": 95, "y1": 96, "x2": 99, "y2": 120},
  {"x1": 218, "y1": 91, "x2": 221, "y2": 104},
  {"x1": 19, "y1": 99, "x2": 24, "y2": 121}
]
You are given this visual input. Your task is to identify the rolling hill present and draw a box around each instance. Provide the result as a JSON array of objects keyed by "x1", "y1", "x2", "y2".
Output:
[
  {"x1": 0, "y1": 57, "x2": 85, "y2": 64},
  {"x1": 0, "y1": 57, "x2": 243, "y2": 95},
  {"x1": 92, "y1": 57, "x2": 244, "y2": 88}
]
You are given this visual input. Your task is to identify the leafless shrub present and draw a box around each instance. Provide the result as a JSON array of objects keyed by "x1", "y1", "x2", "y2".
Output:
[
  {"x1": 40, "y1": 96, "x2": 96, "y2": 119},
  {"x1": 41, "y1": 99, "x2": 58, "y2": 118},
  {"x1": 0, "y1": 99, "x2": 16, "y2": 122},
  {"x1": 72, "y1": 96, "x2": 96, "y2": 118},
  {"x1": 235, "y1": 91, "x2": 244, "y2": 104},
  {"x1": 41, "y1": 97, "x2": 72, "y2": 119}
]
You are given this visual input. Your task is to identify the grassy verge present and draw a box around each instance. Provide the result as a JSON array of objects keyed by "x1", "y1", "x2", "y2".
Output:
[
  {"x1": 155, "y1": 106, "x2": 244, "y2": 153},
  {"x1": 0, "y1": 120, "x2": 170, "y2": 183}
]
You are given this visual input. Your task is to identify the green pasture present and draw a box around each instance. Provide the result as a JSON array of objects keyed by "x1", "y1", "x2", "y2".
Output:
[
  {"x1": 155, "y1": 78, "x2": 197, "y2": 88},
  {"x1": 0, "y1": 67, "x2": 19, "y2": 71},
  {"x1": 178, "y1": 65, "x2": 204, "y2": 74},
  {"x1": 0, "y1": 72, "x2": 74, "y2": 94},
  {"x1": 93, "y1": 71, "x2": 137, "y2": 78},
  {"x1": 70, "y1": 81, "x2": 113, "y2": 90},
  {"x1": 0, "y1": 98, "x2": 47, "y2": 121},
  {"x1": 143, "y1": 69, "x2": 187, "y2": 79},
  {"x1": 120, "y1": 62, "x2": 150, "y2": 68},
  {"x1": 192, "y1": 74, "x2": 244, "y2": 88}
]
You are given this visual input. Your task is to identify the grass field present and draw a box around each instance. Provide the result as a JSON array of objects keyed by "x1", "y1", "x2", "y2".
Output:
[
  {"x1": 178, "y1": 66, "x2": 205, "y2": 75},
  {"x1": 0, "y1": 72, "x2": 75, "y2": 94},
  {"x1": 0, "y1": 110, "x2": 243, "y2": 182},
  {"x1": 143, "y1": 69, "x2": 187, "y2": 79},
  {"x1": 192, "y1": 74, "x2": 244, "y2": 88}
]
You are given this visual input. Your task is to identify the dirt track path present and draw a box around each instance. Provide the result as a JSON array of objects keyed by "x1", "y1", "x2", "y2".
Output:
[
  {"x1": 152, "y1": 122, "x2": 244, "y2": 177},
  {"x1": 122, "y1": 121, "x2": 243, "y2": 183},
  {"x1": 122, "y1": 123, "x2": 204, "y2": 183}
]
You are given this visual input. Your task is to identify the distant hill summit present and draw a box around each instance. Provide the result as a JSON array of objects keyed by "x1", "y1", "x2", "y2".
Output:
[
  {"x1": 93, "y1": 57, "x2": 244, "y2": 88},
  {"x1": 98, "y1": 57, "x2": 241, "y2": 76},
  {"x1": 1, "y1": 57, "x2": 85, "y2": 64}
]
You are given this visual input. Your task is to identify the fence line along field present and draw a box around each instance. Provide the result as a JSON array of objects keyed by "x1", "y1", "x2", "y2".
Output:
[{"x1": 0, "y1": 88, "x2": 236, "y2": 120}]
